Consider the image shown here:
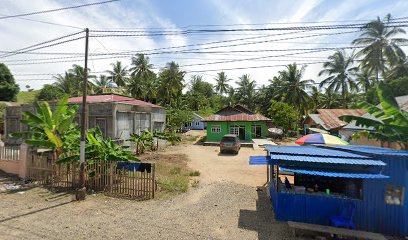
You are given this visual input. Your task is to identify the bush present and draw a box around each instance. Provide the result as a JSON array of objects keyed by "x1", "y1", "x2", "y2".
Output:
[
  {"x1": 158, "y1": 175, "x2": 189, "y2": 193},
  {"x1": 189, "y1": 170, "x2": 200, "y2": 176}
]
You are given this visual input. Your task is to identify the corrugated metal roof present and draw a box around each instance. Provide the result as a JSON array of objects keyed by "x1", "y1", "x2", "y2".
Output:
[
  {"x1": 202, "y1": 113, "x2": 270, "y2": 122},
  {"x1": 308, "y1": 114, "x2": 328, "y2": 130},
  {"x1": 323, "y1": 145, "x2": 408, "y2": 157},
  {"x1": 249, "y1": 156, "x2": 277, "y2": 165},
  {"x1": 269, "y1": 154, "x2": 386, "y2": 166},
  {"x1": 315, "y1": 109, "x2": 367, "y2": 130},
  {"x1": 279, "y1": 167, "x2": 389, "y2": 179},
  {"x1": 68, "y1": 94, "x2": 162, "y2": 108},
  {"x1": 265, "y1": 145, "x2": 371, "y2": 159}
]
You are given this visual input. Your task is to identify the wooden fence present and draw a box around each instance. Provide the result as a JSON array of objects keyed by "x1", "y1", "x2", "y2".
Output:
[
  {"x1": 0, "y1": 146, "x2": 20, "y2": 161},
  {"x1": 27, "y1": 153, "x2": 155, "y2": 200}
]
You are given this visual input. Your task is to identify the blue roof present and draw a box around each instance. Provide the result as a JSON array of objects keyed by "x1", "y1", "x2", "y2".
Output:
[
  {"x1": 323, "y1": 145, "x2": 408, "y2": 157},
  {"x1": 279, "y1": 167, "x2": 389, "y2": 179},
  {"x1": 265, "y1": 145, "x2": 371, "y2": 159},
  {"x1": 249, "y1": 156, "x2": 277, "y2": 165},
  {"x1": 270, "y1": 154, "x2": 386, "y2": 166}
]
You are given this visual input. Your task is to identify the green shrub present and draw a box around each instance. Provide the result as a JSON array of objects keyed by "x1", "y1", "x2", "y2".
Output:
[
  {"x1": 189, "y1": 170, "x2": 200, "y2": 176},
  {"x1": 158, "y1": 175, "x2": 189, "y2": 193},
  {"x1": 169, "y1": 167, "x2": 181, "y2": 175}
]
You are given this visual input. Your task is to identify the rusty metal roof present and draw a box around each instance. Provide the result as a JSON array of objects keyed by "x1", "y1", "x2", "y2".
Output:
[
  {"x1": 68, "y1": 94, "x2": 162, "y2": 108},
  {"x1": 313, "y1": 109, "x2": 367, "y2": 130},
  {"x1": 202, "y1": 112, "x2": 270, "y2": 122}
]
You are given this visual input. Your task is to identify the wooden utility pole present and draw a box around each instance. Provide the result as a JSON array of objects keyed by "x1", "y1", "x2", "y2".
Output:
[{"x1": 77, "y1": 28, "x2": 89, "y2": 201}]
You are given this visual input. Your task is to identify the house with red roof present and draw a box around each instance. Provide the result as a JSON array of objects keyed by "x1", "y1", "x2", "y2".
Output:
[
  {"x1": 201, "y1": 104, "x2": 270, "y2": 142},
  {"x1": 3, "y1": 94, "x2": 166, "y2": 145}
]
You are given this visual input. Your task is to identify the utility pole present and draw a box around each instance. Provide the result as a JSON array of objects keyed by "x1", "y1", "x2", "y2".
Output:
[{"x1": 77, "y1": 28, "x2": 89, "y2": 201}]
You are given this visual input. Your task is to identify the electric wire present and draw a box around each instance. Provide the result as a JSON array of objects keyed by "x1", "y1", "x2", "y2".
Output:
[{"x1": 0, "y1": 0, "x2": 119, "y2": 20}]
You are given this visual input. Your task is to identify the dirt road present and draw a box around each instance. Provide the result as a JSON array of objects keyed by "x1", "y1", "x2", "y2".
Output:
[{"x1": 0, "y1": 134, "x2": 295, "y2": 240}]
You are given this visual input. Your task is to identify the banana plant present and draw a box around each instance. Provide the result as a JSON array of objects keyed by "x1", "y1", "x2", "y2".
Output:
[
  {"x1": 130, "y1": 130, "x2": 154, "y2": 155},
  {"x1": 340, "y1": 82, "x2": 408, "y2": 149},
  {"x1": 10, "y1": 95, "x2": 79, "y2": 161}
]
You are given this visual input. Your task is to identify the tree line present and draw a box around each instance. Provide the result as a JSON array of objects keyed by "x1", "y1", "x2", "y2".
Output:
[{"x1": 1, "y1": 14, "x2": 408, "y2": 131}]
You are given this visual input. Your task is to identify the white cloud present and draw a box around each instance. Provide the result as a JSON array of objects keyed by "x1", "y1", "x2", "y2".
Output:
[{"x1": 1, "y1": 0, "x2": 408, "y2": 92}]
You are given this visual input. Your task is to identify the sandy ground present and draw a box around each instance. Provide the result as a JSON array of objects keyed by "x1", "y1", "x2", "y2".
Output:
[{"x1": 0, "y1": 131, "x2": 296, "y2": 240}]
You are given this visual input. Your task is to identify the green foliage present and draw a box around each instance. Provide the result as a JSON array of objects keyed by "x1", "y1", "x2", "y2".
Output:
[
  {"x1": 267, "y1": 100, "x2": 299, "y2": 134},
  {"x1": 340, "y1": 82, "x2": 408, "y2": 149},
  {"x1": 129, "y1": 130, "x2": 154, "y2": 155},
  {"x1": 106, "y1": 61, "x2": 128, "y2": 87},
  {"x1": 17, "y1": 90, "x2": 40, "y2": 103},
  {"x1": 166, "y1": 108, "x2": 193, "y2": 131},
  {"x1": 189, "y1": 170, "x2": 200, "y2": 176},
  {"x1": 58, "y1": 128, "x2": 138, "y2": 164},
  {"x1": 353, "y1": 14, "x2": 408, "y2": 80},
  {"x1": 10, "y1": 96, "x2": 78, "y2": 154},
  {"x1": 158, "y1": 175, "x2": 189, "y2": 193},
  {"x1": 156, "y1": 61, "x2": 185, "y2": 106},
  {"x1": 318, "y1": 50, "x2": 358, "y2": 108},
  {"x1": 235, "y1": 74, "x2": 256, "y2": 109},
  {"x1": 0, "y1": 63, "x2": 19, "y2": 102},
  {"x1": 185, "y1": 75, "x2": 215, "y2": 110},
  {"x1": 37, "y1": 84, "x2": 65, "y2": 101},
  {"x1": 388, "y1": 77, "x2": 408, "y2": 97},
  {"x1": 214, "y1": 71, "x2": 231, "y2": 95},
  {"x1": 274, "y1": 63, "x2": 313, "y2": 115}
]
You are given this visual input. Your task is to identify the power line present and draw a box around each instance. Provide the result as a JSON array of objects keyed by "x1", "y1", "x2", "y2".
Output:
[
  {"x1": 0, "y1": 14, "x2": 83, "y2": 29},
  {"x1": 0, "y1": 30, "x2": 85, "y2": 58},
  {"x1": 0, "y1": 29, "x2": 359, "y2": 61},
  {"x1": 90, "y1": 21, "x2": 408, "y2": 35},
  {"x1": 0, "y1": 0, "x2": 119, "y2": 20}
]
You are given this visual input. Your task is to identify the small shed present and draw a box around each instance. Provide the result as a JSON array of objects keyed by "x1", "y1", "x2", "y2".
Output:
[{"x1": 250, "y1": 145, "x2": 408, "y2": 236}]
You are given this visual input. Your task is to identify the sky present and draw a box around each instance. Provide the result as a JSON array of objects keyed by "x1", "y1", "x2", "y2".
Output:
[{"x1": 1, "y1": 0, "x2": 408, "y2": 91}]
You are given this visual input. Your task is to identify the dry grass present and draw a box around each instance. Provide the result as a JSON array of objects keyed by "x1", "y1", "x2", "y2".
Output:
[{"x1": 139, "y1": 153, "x2": 199, "y2": 199}]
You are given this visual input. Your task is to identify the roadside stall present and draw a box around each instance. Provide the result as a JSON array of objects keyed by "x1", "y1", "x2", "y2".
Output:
[{"x1": 249, "y1": 145, "x2": 408, "y2": 237}]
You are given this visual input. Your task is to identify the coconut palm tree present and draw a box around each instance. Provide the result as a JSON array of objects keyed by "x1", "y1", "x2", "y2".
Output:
[
  {"x1": 275, "y1": 63, "x2": 313, "y2": 114},
  {"x1": 319, "y1": 89, "x2": 341, "y2": 109},
  {"x1": 92, "y1": 75, "x2": 109, "y2": 93},
  {"x1": 356, "y1": 69, "x2": 376, "y2": 93},
  {"x1": 129, "y1": 54, "x2": 154, "y2": 79},
  {"x1": 157, "y1": 61, "x2": 185, "y2": 106},
  {"x1": 318, "y1": 50, "x2": 358, "y2": 108},
  {"x1": 235, "y1": 74, "x2": 256, "y2": 109},
  {"x1": 106, "y1": 61, "x2": 128, "y2": 87},
  {"x1": 214, "y1": 71, "x2": 230, "y2": 95},
  {"x1": 352, "y1": 14, "x2": 408, "y2": 81},
  {"x1": 386, "y1": 56, "x2": 408, "y2": 80}
]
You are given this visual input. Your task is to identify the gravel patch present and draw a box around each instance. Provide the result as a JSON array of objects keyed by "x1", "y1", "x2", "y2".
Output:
[{"x1": 0, "y1": 179, "x2": 296, "y2": 240}]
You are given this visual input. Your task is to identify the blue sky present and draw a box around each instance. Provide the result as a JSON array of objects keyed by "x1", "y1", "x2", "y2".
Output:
[{"x1": 1, "y1": 0, "x2": 408, "y2": 90}]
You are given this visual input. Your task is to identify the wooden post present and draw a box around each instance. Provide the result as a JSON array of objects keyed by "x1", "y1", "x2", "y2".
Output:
[{"x1": 152, "y1": 163, "x2": 155, "y2": 198}]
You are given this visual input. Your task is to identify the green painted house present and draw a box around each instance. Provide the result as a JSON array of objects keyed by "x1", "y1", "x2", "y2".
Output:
[{"x1": 201, "y1": 105, "x2": 271, "y2": 142}]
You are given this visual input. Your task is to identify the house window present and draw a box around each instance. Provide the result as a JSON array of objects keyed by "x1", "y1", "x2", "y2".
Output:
[
  {"x1": 229, "y1": 126, "x2": 240, "y2": 135},
  {"x1": 385, "y1": 185, "x2": 404, "y2": 206},
  {"x1": 211, "y1": 126, "x2": 221, "y2": 133},
  {"x1": 95, "y1": 118, "x2": 107, "y2": 137},
  {"x1": 251, "y1": 125, "x2": 262, "y2": 138},
  {"x1": 195, "y1": 121, "x2": 200, "y2": 126}
]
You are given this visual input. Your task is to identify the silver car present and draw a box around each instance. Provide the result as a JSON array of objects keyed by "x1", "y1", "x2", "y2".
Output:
[{"x1": 220, "y1": 134, "x2": 241, "y2": 154}]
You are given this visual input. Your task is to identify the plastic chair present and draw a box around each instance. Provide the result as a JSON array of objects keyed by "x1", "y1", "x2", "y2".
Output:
[{"x1": 330, "y1": 202, "x2": 356, "y2": 229}]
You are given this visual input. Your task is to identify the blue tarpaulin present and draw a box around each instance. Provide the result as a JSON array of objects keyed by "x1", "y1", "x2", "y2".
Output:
[{"x1": 279, "y1": 167, "x2": 389, "y2": 179}]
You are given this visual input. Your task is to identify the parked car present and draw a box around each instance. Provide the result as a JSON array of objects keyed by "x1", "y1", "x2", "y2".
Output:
[{"x1": 220, "y1": 134, "x2": 241, "y2": 154}]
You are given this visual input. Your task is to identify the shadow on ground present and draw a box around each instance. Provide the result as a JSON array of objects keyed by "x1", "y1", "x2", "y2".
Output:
[{"x1": 238, "y1": 186, "x2": 294, "y2": 240}]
